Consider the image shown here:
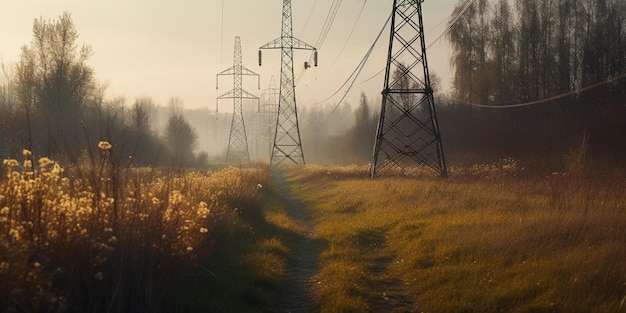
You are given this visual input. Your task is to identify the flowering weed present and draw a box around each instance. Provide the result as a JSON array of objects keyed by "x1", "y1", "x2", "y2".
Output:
[{"x1": 0, "y1": 149, "x2": 270, "y2": 312}]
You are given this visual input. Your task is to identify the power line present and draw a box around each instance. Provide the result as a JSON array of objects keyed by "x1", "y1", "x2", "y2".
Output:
[
  {"x1": 426, "y1": 0, "x2": 476, "y2": 50},
  {"x1": 295, "y1": 0, "x2": 344, "y2": 84},
  {"x1": 315, "y1": 0, "x2": 343, "y2": 49},
  {"x1": 301, "y1": 0, "x2": 319, "y2": 34},
  {"x1": 318, "y1": 13, "x2": 392, "y2": 124},
  {"x1": 356, "y1": 0, "x2": 477, "y2": 87},
  {"x1": 315, "y1": 13, "x2": 391, "y2": 106},
  {"x1": 453, "y1": 71, "x2": 626, "y2": 109},
  {"x1": 327, "y1": 0, "x2": 367, "y2": 70},
  {"x1": 316, "y1": 0, "x2": 477, "y2": 123},
  {"x1": 300, "y1": 0, "x2": 367, "y2": 85}
]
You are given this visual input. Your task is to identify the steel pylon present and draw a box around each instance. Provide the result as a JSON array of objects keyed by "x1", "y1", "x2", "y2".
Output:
[
  {"x1": 259, "y1": 76, "x2": 279, "y2": 159},
  {"x1": 217, "y1": 36, "x2": 260, "y2": 163},
  {"x1": 259, "y1": 0, "x2": 318, "y2": 166},
  {"x1": 371, "y1": 0, "x2": 447, "y2": 178}
]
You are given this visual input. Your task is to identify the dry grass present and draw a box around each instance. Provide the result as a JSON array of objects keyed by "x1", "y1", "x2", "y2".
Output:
[
  {"x1": 0, "y1": 148, "x2": 271, "y2": 312},
  {"x1": 286, "y1": 163, "x2": 626, "y2": 312}
]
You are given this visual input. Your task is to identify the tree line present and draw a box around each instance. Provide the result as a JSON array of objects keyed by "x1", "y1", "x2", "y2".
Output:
[
  {"x1": 448, "y1": 0, "x2": 626, "y2": 105},
  {"x1": 0, "y1": 13, "x2": 381, "y2": 168},
  {"x1": 0, "y1": 13, "x2": 202, "y2": 168},
  {"x1": 442, "y1": 0, "x2": 626, "y2": 170}
]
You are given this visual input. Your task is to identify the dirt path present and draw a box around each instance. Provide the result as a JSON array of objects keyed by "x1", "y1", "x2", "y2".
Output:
[{"x1": 272, "y1": 171, "x2": 319, "y2": 313}]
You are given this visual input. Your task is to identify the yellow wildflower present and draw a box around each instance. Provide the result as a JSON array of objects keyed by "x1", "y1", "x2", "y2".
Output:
[{"x1": 3, "y1": 159, "x2": 19, "y2": 167}]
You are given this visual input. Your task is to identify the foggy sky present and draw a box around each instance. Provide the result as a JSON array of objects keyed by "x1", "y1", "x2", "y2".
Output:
[{"x1": 1, "y1": 0, "x2": 458, "y2": 111}]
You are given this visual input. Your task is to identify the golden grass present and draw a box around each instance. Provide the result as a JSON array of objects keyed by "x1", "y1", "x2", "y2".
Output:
[{"x1": 286, "y1": 164, "x2": 626, "y2": 312}]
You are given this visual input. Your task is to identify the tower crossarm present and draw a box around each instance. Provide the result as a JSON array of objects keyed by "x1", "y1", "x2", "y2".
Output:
[
  {"x1": 217, "y1": 89, "x2": 260, "y2": 100},
  {"x1": 259, "y1": 37, "x2": 282, "y2": 50},
  {"x1": 216, "y1": 67, "x2": 260, "y2": 89},
  {"x1": 216, "y1": 66, "x2": 260, "y2": 76},
  {"x1": 259, "y1": 37, "x2": 317, "y2": 51}
]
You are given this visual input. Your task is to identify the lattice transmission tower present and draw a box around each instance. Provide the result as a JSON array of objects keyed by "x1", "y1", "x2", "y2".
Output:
[
  {"x1": 259, "y1": 0, "x2": 318, "y2": 166},
  {"x1": 248, "y1": 76, "x2": 280, "y2": 160},
  {"x1": 217, "y1": 36, "x2": 260, "y2": 163},
  {"x1": 259, "y1": 76, "x2": 279, "y2": 159},
  {"x1": 371, "y1": 0, "x2": 447, "y2": 178}
]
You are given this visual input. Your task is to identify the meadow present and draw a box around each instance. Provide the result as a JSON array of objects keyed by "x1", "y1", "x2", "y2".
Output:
[
  {"x1": 284, "y1": 163, "x2": 626, "y2": 312},
  {"x1": 2, "y1": 148, "x2": 625, "y2": 312}
]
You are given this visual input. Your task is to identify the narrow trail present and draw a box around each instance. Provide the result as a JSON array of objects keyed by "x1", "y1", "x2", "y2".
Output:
[{"x1": 272, "y1": 171, "x2": 319, "y2": 313}]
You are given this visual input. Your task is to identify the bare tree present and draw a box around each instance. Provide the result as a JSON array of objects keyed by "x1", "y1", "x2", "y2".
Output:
[{"x1": 14, "y1": 12, "x2": 97, "y2": 157}]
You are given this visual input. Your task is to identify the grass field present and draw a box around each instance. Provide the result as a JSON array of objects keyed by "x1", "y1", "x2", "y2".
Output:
[
  {"x1": 2, "y1": 150, "x2": 625, "y2": 312},
  {"x1": 283, "y1": 164, "x2": 626, "y2": 312}
]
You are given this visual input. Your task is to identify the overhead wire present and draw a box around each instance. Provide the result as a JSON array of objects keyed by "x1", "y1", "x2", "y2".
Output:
[
  {"x1": 295, "y1": 0, "x2": 343, "y2": 84},
  {"x1": 315, "y1": 0, "x2": 343, "y2": 48},
  {"x1": 318, "y1": 13, "x2": 392, "y2": 124},
  {"x1": 317, "y1": 0, "x2": 478, "y2": 123},
  {"x1": 355, "y1": 0, "x2": 477, "y2": 87},
  {"x1": 454, "y1": 71, "x2": 626, "y2": 109},
  {"x1": 301, "y1": 0, "x2": 319, "y2": 34},
  {"x1": 300, "y1": 0, "x2": 367, "y2": 84},
  {"x1": 327, "y1": 0, "x2": 367, "y2": 70},
  {"x1": 426, "y1": 0, "x2": 476, "y2": 50},
  {"x1": 315, "y1": 13, "x2": 391, "y2": 106}
]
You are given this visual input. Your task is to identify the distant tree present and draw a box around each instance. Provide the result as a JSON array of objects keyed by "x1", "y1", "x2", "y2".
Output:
[
  {"x1": 447, "y1": 0, "x2": 490, "y2": 103},
  {"x1": 489, "y1": 0, "x2": 516, "y2": 104},
  {"x1": 167, "y1": 96, "x2": 184, "y2": 117},
  {"x1": 345, "y1": 93, "x2": 377, "y2": 163},
  {"x1": 581, "y1": 0, "x2": 625, "y2": 93},
  {"x1": 390, "y1": 63, "x2": 418, "y2": 111},
  {"x1": 0, "y1": 63, "x2": 19, "y2": 156},
  {"x1": 164, "y1": 98, "x2": 198, "y2": 167},
  {"x1": 13, "y1": 12, "x2": 97, "y2": 157}
]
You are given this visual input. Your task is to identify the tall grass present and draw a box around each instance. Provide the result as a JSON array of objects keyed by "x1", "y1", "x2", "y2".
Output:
[
  {"x1": 287, "y1": 163, "x2": 626, "y2": 312},
  {"x1": 0, "y1": 146, "x2": 270, "y2": 312}
]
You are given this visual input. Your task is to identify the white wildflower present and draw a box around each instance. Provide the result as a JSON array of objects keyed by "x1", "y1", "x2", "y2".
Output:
[{"x1": 98, "y1": 141, "x2": 112, "y2": 150}]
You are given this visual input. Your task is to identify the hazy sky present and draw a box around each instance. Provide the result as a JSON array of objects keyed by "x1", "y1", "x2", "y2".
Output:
[{"x1": 1, "y1": 0, "x2": 460, "y2": 111}]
